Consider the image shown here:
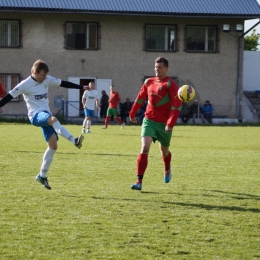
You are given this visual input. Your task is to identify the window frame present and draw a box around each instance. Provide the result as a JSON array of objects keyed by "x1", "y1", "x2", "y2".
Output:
[
  {"x1": 185, "y1": 25, "x2": 218, "y2": 53},
  {"x1": 0, "y1": 73, "x2": 21, "y2": 101},
  {"x1": 0, "y1": 19, "x2": 21, "y2": 48},
  {"x1": 65, "y1": 21, "x2": 99, "y2": 50},
  {"x1": 144, "y1": 24, "x2": 178, "y2": 52}
]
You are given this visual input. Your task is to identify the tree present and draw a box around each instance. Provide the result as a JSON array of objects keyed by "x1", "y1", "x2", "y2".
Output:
[{"x1": 244, "y1": 29, "x2": 260, "y2": 51}]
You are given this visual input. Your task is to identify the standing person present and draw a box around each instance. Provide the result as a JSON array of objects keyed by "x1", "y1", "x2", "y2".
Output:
[
  {"x1": 102, "y1": 85, "x2": 125, "y2": 129},
  {"x1": 203, "y1": 100, "x2": 213, "y2": 123},
  {"x1": 0, "y1": 82, "x2": 5, "y2": 99},
  {"x1": 190, "y1": 100, "x2": 207, "y2": 123},
  {"x1": 0, "y1": 59, "x2": 86, "y2": 190},
  {"x1": 99, "y1": 90, "x2": 109, "y2": 122},
  {"x1": 181, "y1": 102, "x2": 192, "y2": 123},
  {"x1": 82, "y1": 81, "x2": 99, "y2": 134},
  {"x1": 129, "y1": 57, "x2": 182, "y2": 191},
  {"x1": 122, "y1": 98, "x2": 133, "y2": 123}
]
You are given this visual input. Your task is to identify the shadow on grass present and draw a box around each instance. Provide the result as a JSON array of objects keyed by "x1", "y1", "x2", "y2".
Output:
[
  {"x1": 204, "y1": 189, "x2": 260, "y2": 200},
  {"x1": 90, "y1": 195, "x2": 260, "y2": 213}
]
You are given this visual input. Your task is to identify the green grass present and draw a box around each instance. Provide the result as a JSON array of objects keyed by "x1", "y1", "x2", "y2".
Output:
[{"x1": 0, "y1": 123, "x2": 259, "y2": 259}]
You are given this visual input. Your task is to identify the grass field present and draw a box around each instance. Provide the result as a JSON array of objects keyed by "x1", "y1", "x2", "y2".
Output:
[{"x1": 0, "y1": 123, "x2": 259, "y2": 259}]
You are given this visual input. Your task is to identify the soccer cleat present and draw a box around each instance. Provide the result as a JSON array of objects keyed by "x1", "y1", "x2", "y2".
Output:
[
  {"x1": 131, "y1": 182, "x2": 142, "y2": 191},
  {"x1": 121, "y1": 123, "x2": 125, "y2": 129},
  {"x1": 87, "y1": 129, "x2": 91, "y2": 134},
  {"x1": 164, "y1": 168, "x2": 172, "y2": 183},
  {"x1": 102, "y1": 126, "x2": 107, "y2": 129},
  {"x1": 36, "y1": 174, "x2": 51, "y2": 190},
  {"x1": 82, "y1": 128, "x2": 86, "y2": 134},
  {"x1": 75, "y1": 135, "x2": 84, "y2": 149}
]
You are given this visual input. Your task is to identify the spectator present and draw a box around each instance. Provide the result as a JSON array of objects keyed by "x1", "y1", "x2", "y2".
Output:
[
  {"x1": 122, "y1": 98, "x2": 133, "y2": 123},
  {"x1": 190, "y1": 100, "x2": 207, "y2": 123},
  {"x1": 181, "y1": 102, "x2": 192, "y2": 123},
  {"x1": 203, "y1": 100, "x2": 213, "y2": 123},
  {"x1": 0, "y1": 83, "x2": 5, "y2": 99},
  {"x1": 99, "y1": 90, "x2": 109, "y2": 122}
]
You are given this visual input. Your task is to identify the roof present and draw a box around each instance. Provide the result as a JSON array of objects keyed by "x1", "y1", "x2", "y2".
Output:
[{"x1": 0, "y1": 0, "x2": 260, "y2": 18}]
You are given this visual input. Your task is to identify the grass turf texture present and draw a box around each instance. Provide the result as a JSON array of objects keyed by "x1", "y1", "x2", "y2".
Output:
[{"x1": 0, "y1": 123, "x2": 259, "y2": 259}]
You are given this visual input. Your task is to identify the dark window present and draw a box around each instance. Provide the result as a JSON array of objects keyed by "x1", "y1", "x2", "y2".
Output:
[
  {"x1": 66, "y1": 22, "x2": 98, "y2": 50},
  {"x1": 145, "y1": 24, "x2": 177, "y2": 51},
  {"x1": 186, "y1": 26, "x2": 217, "y2": 52},
  {"x1": 0, "y1": 20, "x2": 20, "y2": 47}
]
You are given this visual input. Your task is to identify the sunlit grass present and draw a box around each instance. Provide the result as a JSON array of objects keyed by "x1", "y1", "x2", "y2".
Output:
[{"x1": 0, "y1": 123, "x2": 259, "y2": 259}]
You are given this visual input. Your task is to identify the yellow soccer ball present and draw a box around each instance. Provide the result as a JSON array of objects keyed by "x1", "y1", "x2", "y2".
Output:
[{"x1": 177, "y1": 85, "x2": 196, "y2": 102}]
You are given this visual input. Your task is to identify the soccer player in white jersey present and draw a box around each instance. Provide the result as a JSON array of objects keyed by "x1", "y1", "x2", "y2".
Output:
[
  {"x1": 0, "y1": 59, "x2": 88, "y2": 190},
  {"x1": 81, "y1": 81, "x2": 99, "y2": 134}
]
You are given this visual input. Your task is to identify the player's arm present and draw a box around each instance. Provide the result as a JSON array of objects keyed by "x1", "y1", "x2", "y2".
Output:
[
  {"x1": 82, "y1": 95, "x2": 86, "y2": 108},
  {"x1": 129, "y1": 84, "x2": 147, "y2": 123},
  {"x1": 60, "y1": 81, "x2": 89, "y2": 90},
  {"x1": 0, "y1": 93, "x2": 14, "y2": 113},
  {"x1": 166, "y1": 83, "x2": 182, "y2": 128},
  {"x1": 96, "y1": 98, "x2": 99, "y2": 110}
]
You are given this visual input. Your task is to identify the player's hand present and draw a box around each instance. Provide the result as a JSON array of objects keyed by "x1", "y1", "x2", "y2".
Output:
[
  {"x1": 165, "y1": 125, "x2": 173, "y2": 133},
  {"x1": 0, "y1": 107, "x2": 2, "y2": 113},
  {"x1": 130, "y1": 117, "x2": 137, "y2": 123}
]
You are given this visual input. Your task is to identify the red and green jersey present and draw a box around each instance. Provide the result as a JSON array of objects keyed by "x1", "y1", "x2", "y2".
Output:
[
  {"x1": 109, "y1": 91, "x2": 120, "y2": 108},
  {"x1": 129, "y1": 77, "x2": 182, "y2": 128}
]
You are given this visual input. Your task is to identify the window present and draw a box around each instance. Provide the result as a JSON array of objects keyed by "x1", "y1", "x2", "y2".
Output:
[
  {"x1": 0, "y1": 20, "x2": 20, "y2": 47},
  {"x1": 66, "y1": 22, "x2": 98, "y2": 50},
  {"x1": 0, "y1": 73, "x2": 21, "y2": 101},
  {"x1": 186, "y1": 26, "x2": 217, "y2": 52},
  {"x1": 145, "y1": 24, "x2": 177, "y2": 51}
]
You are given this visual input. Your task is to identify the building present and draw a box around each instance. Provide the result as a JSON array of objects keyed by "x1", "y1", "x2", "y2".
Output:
[{"x1": 0, "y1": 0, "x2": 260, "y2": 121}]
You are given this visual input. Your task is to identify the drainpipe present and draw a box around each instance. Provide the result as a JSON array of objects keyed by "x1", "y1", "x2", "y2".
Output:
[{"x1": 236, "y1": 19, "x2": 260, "y2": 119}]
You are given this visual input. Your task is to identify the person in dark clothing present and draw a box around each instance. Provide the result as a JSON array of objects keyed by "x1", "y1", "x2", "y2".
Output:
[
  {"x1": 190, "y1": 100, "x2": 206, "y2": 123},
  {"x1": 122, "y1": 98, "x2": 133, "y2": 123},
  {"x1": 99, "y1": 90, "x2": 109, "y2": 120},
  {"x1": 203, "y1": 100, "x2": 213, "y2": 123},
  {"x1": 181, "y1": 102, "x2": 192, "y2": 123}
]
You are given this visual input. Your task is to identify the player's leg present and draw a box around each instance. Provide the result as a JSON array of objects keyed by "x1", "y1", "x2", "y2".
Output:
[
  {"x1": 82, "y1": 108, "x2": 88, "y2": 134},
  {"x1": 86, "y1": 110, "x2": 94, "y2": 133},
  {"x1": 131, "y1": 118, "x2": 156, "y2": 191},
  {"x1": 48, "y1": 116, "x2": 84, "y2": 148},
  {"x1": 36, "y1": 131, "x2": 57, "y2": 189},
  {"x1": 114, "y1": 108, "x2": 124, "y2": 128},
  {"x1": 103, "y1": 108, "x2": 112, "y2": 128}
]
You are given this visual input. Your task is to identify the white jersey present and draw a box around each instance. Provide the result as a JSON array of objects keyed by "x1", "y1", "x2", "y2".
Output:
[
  {"x1": 82, "y1": 89, "x2": 98, "y2": 110},
  {"x1": 9, "y1": 75, "x2": 61, "y2": 120}
]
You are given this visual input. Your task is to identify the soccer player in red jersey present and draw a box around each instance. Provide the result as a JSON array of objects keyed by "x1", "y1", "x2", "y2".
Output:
[
  {"x1": 129, "y1": 57, "x2": 182, "y2": 191},
  {"x1": 102, "y1": 85, "x2": 125, "y2": 129}
]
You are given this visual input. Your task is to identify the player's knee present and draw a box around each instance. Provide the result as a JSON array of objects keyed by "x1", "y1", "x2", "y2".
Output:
[{"x1": 48, "y1": 116, "x2": 58, "y2": 125}]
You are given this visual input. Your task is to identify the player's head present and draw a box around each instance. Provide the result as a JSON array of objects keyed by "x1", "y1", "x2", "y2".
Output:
[
  {"x1": 110, "y1": 85, "x2": 115, "y2": 92},
  {"x1": 155, "y1": 57, "x2": 168, "y2": 79},
  {"x1": 31, "y1": 59, "x2": 49, "y2": 83},
  {"x1": 89, "y1": 81, "x2": 95, "y2": 90}
]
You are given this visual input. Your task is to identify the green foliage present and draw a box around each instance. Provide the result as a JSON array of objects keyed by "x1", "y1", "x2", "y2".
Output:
[
  {"x1": 244, "y1": 29, "x2": 260, "y2": 51},
  {"x1": 0, "y1": 124, "x2": 259, "y2": 259}
]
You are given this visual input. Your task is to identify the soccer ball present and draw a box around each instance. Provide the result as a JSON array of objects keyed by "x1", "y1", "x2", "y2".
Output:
[{"x1": 177, "y1": 85, "x2": 196, "y2": 102}]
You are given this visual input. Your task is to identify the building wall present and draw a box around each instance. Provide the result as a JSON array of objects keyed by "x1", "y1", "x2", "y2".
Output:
[
  {"x1": 243, "y1": 50, "x2": 260, "y2": 91},
  {"x1": 0, "y1": 12, "x2": 244, "y2": 117}
]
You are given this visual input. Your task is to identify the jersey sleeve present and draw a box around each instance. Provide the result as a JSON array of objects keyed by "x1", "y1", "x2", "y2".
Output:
[
  {"x1": 129, "y1": 82, "x2": 148, "y2": 118},
  {"x1": 166, "y1": 79, "x2": 182, "y2": 127},
  {"x1": 46, "y1": 75, "x2": 62, "y2": 87}
]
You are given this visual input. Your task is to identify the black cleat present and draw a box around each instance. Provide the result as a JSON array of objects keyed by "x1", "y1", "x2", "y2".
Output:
[{"x1": 36, "y1": 174, "x2": 51, "y2": 190}]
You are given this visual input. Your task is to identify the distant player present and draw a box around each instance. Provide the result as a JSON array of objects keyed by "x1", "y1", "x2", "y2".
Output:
[
  {"x1": 0, "y1": 59, "x2": 87, "y2": 190},
  {"x1": 102, "y1": 85, "x2": 124, "y2": 129},
  {"x1": 129, "y1": 57, "x2": 182, "y2": 191},
  {"x1": 82, "y1": 81, "x2": 99, "y2": 134}
]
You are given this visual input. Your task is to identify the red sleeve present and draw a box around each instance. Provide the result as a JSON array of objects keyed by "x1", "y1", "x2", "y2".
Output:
[
  {"x1": 166, "y1": 80, "x2": 182, "y2": 127},
  {"x1": 129, "y1": 84, "x2": 147, "y2": 118}
]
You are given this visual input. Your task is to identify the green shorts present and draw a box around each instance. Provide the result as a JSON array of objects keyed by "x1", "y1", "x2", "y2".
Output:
[
  {"x1": 106, "y1": 108, "x2": 118, "y2": 117},
  {"x1": 141, "y1": 118, "x2": 172, "y2": 147}
]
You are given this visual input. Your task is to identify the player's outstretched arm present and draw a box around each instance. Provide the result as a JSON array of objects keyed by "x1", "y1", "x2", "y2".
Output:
[
  {"x1": 0, "y1": 93, "x2": 14, "y2": 112},
  {"x1": 60, "y1": 81, "x2": 89, "y2": 90}
]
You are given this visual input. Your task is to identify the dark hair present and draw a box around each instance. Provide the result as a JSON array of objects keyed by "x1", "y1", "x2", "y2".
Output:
[
  {"x1": 31, "y1": 59, "x2": 49, "y2": 74},
  {"x1": 155, "y1": 57, "x2": 168, "y2": 67}
]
